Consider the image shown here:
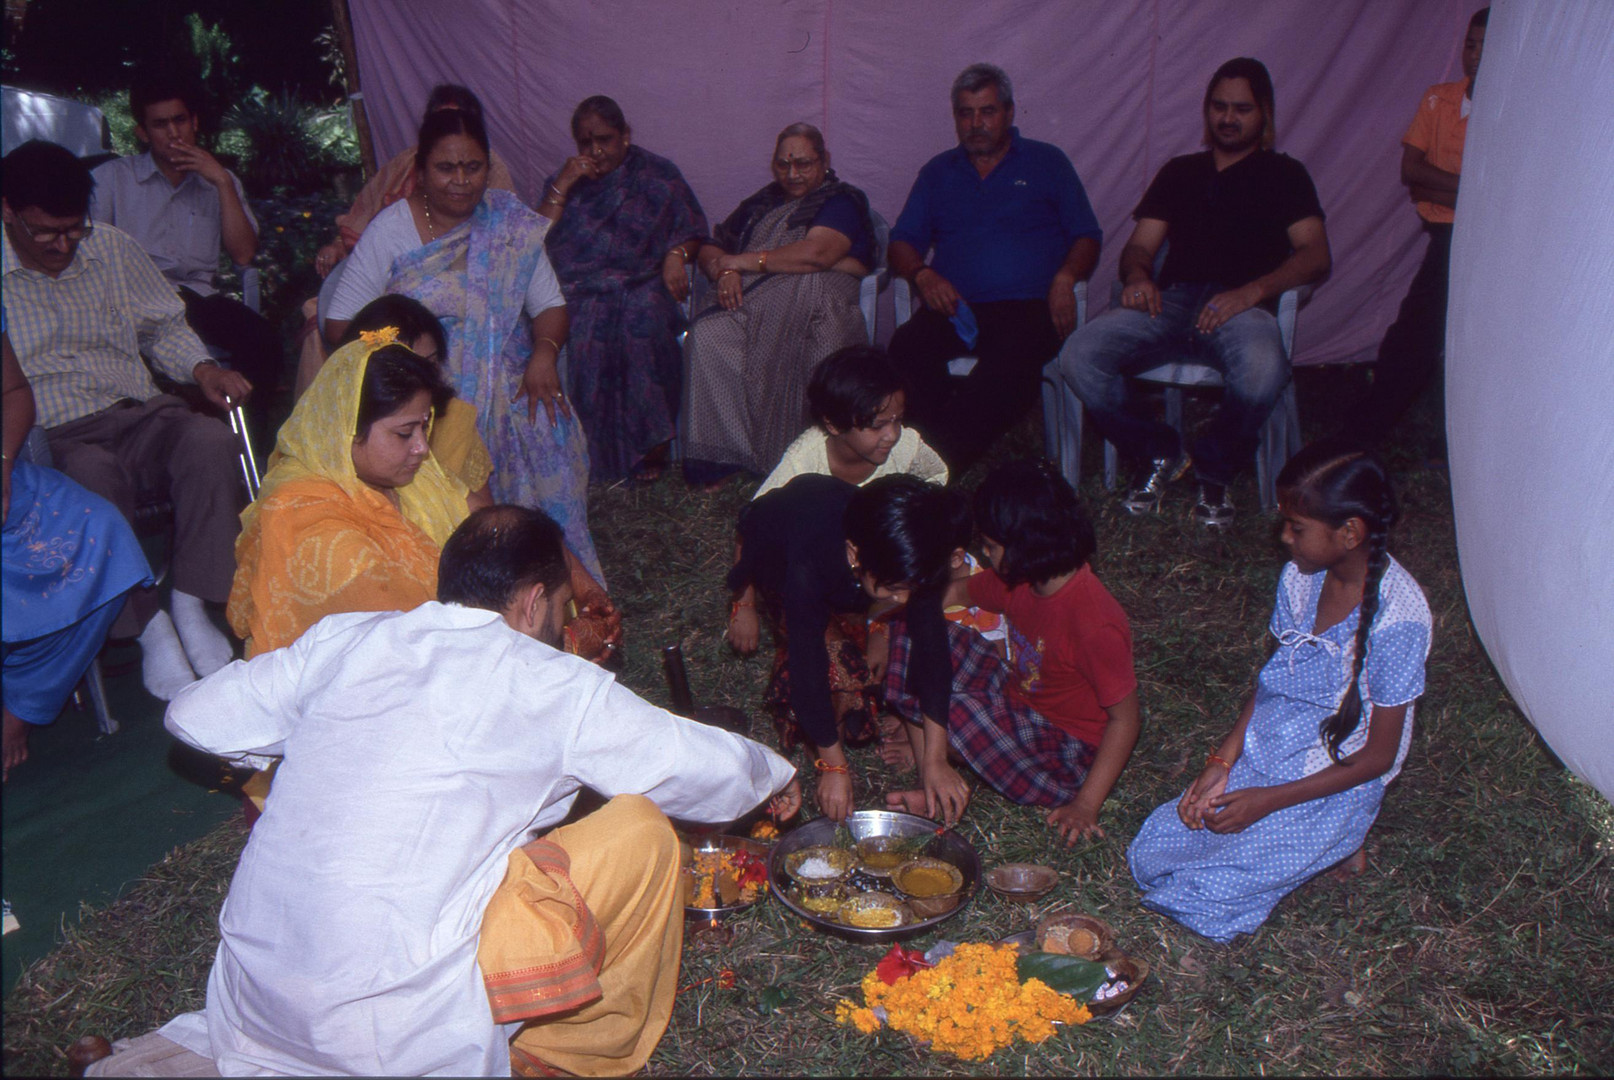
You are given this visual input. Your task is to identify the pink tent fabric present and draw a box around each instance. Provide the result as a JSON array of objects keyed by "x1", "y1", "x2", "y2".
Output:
[{"x1": 349, "y1": 0, "x2": 1477, "y2": 366}]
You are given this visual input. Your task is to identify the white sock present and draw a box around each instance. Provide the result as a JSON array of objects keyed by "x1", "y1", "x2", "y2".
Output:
[
  {"x1": 139, "y1": 610, "x2": 197, "y2": 702},
  {"x1": 170, "y1": 591, "x2": 236, "y2": 677}
]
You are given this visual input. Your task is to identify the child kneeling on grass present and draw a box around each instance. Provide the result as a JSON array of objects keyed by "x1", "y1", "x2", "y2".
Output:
[
  {"x1": 884, "y1": 460, "x2": 1142, "y2": 844},
  {"x1": 728, "y1": 473, "x2": 971, "y2": 824},
  {"x1": 731, "y1": 345, "x2": 958, "y2": 751},
  {"x1": 1128, "y1": 441, "x2": 1431, "y2": 943}
]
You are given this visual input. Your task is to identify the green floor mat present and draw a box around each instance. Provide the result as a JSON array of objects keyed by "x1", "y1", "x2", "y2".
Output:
[{"x1": 2, "y1": 642, "x2": 240, "y2": 994}]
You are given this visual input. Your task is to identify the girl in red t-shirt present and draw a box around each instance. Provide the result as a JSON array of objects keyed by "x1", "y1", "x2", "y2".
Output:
[{"x1": 885, "y1": 460, "x2": 1141, "y2": 844}]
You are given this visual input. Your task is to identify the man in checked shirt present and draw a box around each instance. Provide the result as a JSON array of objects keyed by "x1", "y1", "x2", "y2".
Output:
[{"x1": 3, "y1": 139, "x2": 249, "y2": 701}]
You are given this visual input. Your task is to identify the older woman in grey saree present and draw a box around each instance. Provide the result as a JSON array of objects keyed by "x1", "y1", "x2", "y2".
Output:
[{"x1": 682, "y1": 123, "x2": 874, "y2": 485}]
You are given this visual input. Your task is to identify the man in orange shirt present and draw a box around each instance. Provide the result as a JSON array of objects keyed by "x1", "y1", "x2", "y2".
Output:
[{"x1": 1348, "y1": 7, "x2": 1487, "y2": 450}]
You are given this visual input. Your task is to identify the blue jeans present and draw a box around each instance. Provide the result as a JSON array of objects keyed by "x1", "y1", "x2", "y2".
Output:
[{"x1": 1056, "y1": 283, "x2": 1289, "y2": 486}]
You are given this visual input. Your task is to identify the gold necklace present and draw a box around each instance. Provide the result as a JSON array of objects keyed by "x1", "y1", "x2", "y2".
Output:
[{"x1": 421, "y1": 195, "x2": 435, "y2": 240}]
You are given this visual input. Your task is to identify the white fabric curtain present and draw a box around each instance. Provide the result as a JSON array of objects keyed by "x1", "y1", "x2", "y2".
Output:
[{"x1": 1449, "y1": 0, "x2": 1614, "y2": 802}]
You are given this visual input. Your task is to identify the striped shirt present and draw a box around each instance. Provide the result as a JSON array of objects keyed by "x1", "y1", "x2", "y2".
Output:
[{"x1": 2, "y1": 223, "x2": 208, "y2": 428}]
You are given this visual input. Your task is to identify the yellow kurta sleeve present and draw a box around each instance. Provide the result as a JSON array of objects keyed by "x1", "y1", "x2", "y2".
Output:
[{"x1": 429, "y1": 398, "x2": 494, "y2": 492}]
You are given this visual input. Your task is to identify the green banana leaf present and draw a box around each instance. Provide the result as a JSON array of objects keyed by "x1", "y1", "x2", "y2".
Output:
[{"x1": 1016, "y1": 952, "x2": 1109, "y2": 1000}]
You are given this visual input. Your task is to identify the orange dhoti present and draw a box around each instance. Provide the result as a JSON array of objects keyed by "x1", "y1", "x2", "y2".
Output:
[{"x1": 478, "y1": 795, "x2": 684, "y2": 1077}]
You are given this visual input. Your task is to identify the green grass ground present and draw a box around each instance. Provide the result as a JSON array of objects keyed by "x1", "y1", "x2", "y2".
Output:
[{"x1": 3, "y1": 374, "x2": 1610, "y2": 1076}]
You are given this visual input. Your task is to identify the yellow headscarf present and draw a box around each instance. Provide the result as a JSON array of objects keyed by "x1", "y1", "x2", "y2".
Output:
[
  {"x1": 249, "y1": 330, "x2": 470, "y2": 546},
  {"x1": 228, "y1": 332, "x2": 471, "y2": 655}
]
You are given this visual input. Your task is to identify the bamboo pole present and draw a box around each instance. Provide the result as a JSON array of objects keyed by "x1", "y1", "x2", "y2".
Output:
[{"x1": 329, "y1": 0, "x2": 376, "y2": 179}]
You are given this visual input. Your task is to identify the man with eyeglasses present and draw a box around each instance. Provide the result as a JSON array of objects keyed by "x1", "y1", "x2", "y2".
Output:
[
  {"x1": 90, "y1": 71, "x2": 279, "y2": 448},
  {"x1": 887, "y1": 62, "x2": 1103, "y2": 477},
  {"x1": 2, "y1": 138, "x2": 250, "y2": 702}
]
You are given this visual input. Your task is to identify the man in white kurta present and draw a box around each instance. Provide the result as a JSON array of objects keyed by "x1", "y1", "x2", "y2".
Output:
[{"x1": 136, "y1": 507, "x2": 797, "y2": 1077}]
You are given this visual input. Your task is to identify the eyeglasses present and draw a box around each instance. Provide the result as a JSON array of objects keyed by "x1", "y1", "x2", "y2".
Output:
[
  {"x1": 17, "y1": 219, "x2": 94, "y2": 245},
  {"x1": 773, "y1": 156, "x2": 822, "y2": 176}
]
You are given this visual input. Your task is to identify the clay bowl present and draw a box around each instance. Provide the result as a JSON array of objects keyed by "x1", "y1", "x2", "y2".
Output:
[
  {"x1": 1089, "y1": 950, "x2": 1150, "y2": 1016},
  {"x1": 984, "y1": 862, "x2": 1059, "y2": 903},
  {"x1": 1035, "y1": 912, "x2": 1115, "y2": 961}
]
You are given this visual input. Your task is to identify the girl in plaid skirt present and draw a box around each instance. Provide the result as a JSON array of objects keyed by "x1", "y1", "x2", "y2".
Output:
[{"x1": 884, "y1": 460, "x2": 1141, "y2": 845}]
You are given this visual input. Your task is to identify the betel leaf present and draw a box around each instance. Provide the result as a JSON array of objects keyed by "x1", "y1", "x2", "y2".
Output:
[{"x1": 1016, "y1": 953, "x2": 1109, "y2": 1000}]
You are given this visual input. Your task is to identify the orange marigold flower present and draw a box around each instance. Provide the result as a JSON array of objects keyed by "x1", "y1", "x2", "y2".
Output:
[{"x1": 836, "y1": 942, "x2": 1091, "y2": 1061}]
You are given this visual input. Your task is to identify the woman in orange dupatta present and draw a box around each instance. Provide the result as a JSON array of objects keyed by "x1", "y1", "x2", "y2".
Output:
[{"x1": 228, "y1": 330, "x2": 468, "y2": 659}]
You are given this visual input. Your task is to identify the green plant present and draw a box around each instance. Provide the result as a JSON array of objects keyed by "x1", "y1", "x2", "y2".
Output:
[
  {"x1": 88, "y1": 89, "x2": 138, "y2": 157},
  {"x1": 221, "y1": 88, "x2": 353, "y2": 196}
]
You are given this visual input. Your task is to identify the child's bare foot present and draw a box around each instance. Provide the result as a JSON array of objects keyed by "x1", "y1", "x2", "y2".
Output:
[
  {"x1": 875, "y1": 713, "x2": 904, "y2": 741},
  {"x1": 884, "y1": 789, "x2": 929, "y2": 815},
  {"x1": 878, "y1": 738, "x2": 916, "y2": 771},
  {"x1": 1326, "y1": 847, "x2": 1368, "y2": 882}
]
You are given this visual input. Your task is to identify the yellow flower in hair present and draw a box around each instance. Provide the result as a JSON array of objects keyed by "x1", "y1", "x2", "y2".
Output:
[{"x1": 358, "y1": 326, "x2": 401, "y2": 347}]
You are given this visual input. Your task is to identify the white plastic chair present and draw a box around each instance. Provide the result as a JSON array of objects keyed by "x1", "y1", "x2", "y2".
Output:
[
  {"x1": 1078, "y1": 280, "x2": 1305, "y2": 510},
  {"x1": 861, "y1": 211, "x2": 890, "y2": 345},
  {"x1": 890, "y1": 275, "x2": 1087, "y2": 470}
]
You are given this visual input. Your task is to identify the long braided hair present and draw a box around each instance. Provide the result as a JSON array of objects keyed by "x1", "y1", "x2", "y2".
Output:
[{"x1": 1276, "y1": 441, "x2": 1399, "y2": 763}]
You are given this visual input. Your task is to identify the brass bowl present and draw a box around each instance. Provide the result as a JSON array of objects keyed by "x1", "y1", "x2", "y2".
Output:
[
  {"x1": 792, "y1": 880, "x2": 849, "y2": 915},
  {"x1": 838, "y1": 891, "x2": 911, "y2": 930},
  {"x1": 893, "y1": 856, "x2": 964, "y2": 897},
  {"x1": 783, "y1": 845, "x2": 855, "y2": 885},
  {"x1": 1035, "y1": 913, "x2": 1115, "y2": 960},
  {"x1": 984, "y1": 862, "x2": 1059, "y2": 903}
]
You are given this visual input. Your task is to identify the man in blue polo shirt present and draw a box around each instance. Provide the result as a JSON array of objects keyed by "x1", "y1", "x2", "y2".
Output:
[{"x1": 887, "y1": 63, "x2": 1102, "y2": 476}]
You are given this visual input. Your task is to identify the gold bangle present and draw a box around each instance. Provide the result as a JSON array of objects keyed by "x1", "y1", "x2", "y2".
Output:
[
  {"x1": 757, "y1": 250, "x2": 768, "y2": 272},
  {"x1": 814, "y1": 758, "x2": 850, "y2": 775},
  {"x1": 1206, "y1": 753, "x2": 1234, "y2": 771},
  {"x1": 537, "y1": 336, "x2": 563, "y2": 353}
]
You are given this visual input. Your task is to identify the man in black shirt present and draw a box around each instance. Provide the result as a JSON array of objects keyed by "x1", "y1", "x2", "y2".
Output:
[{"x1": 1057, "y1": 58, "x2": 1331, "y2": 526}]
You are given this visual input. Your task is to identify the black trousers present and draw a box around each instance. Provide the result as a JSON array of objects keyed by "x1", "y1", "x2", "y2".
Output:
[
  {"x1": 1347, "y1": 223, "x2": 1453, "y2": 446},
  {"x1": 887, "y1": 298, "x2": 1062, "y2": 476},
  {"x1": 179, "y1": 287, "x2": 283, "y2": 450}
]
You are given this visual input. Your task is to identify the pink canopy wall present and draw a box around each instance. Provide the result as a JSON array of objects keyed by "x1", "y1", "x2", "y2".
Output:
[{"x1": 349, "y1": 0, "x2": 1477, "y2": 366}]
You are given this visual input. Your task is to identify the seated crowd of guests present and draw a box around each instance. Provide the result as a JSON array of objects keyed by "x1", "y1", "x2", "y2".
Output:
[{"x1": 4, "y1": 21, "x2": 1484, "y2": 1071}]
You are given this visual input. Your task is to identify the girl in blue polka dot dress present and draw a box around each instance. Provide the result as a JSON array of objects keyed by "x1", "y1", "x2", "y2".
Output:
[{"x1": 1128, "y1": 441, "x2": 1431, "y2": 943}]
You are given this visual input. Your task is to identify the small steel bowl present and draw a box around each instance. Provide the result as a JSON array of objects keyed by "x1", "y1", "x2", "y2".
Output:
[
  {"x1": 680, "y1": 833, "x2": 772, "y2": 921},
  {"x1": 984, "y1": 862, "x2": 1059, "y2": 903},
  {"x1": 854, "y1": 835, "x2": 910, "y2": 877}
]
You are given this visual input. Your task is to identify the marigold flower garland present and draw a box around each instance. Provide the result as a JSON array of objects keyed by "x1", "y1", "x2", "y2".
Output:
[{"x1": 835, "y1": 942, "x2": 1090, "y2": 1061}]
